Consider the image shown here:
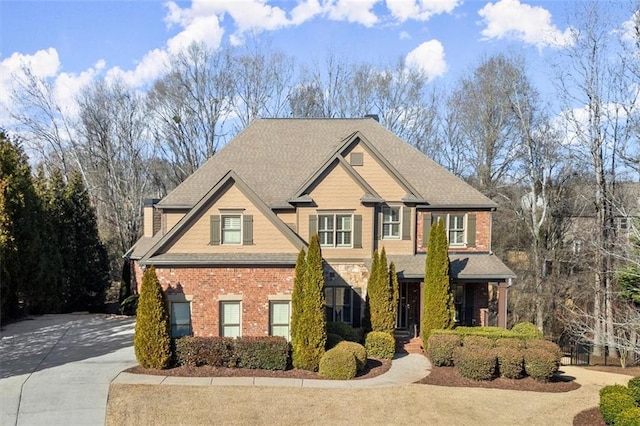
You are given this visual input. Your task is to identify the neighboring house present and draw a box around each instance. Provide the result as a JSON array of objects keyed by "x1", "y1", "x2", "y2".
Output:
[{"x1": 126, "y1": 118, "x2": 515, "y2": 340}]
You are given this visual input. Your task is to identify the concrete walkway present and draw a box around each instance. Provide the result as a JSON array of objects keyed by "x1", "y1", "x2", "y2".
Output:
[
  {"x1": 112, "y1": 352, "x2": 432, "y2": 388},
  {"x1": 0, "y1": 314, "x2": 137, "y2": 426}
]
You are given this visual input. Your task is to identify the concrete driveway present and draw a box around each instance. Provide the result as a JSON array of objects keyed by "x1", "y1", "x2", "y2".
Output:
[{"x1": 0, "y1": 314, "x2": 136, "y2": 426}]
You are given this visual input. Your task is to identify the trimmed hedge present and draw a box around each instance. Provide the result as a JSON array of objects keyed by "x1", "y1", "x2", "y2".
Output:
[
  {"x1": 326, "y1": 333, "x2": 345, "y2": 350},
  {"x1": 615, "y1": 407, "x2": 640, "y2": 426},
  {"x1": 628, "y1": 376, "x2": 640, "y2": 404},
  {"x1": 454, "y1": 346, "x2": 497, "y2": 381},
  {"x1": 427, "y1": 334, "x2": 461, "y2": 367},
  {"x1": 335, "y1": 341, "x2": 367, "y2": 371},
  {"x1": 174, "y1": 336, "x2": 288, "y2": 370},
  {"x1": 524, "y1": 348, "x2": 558, "y2": 381},
  {"x1": 432, "y1": 327, "x2": 533, "y2": 341},
  {"x1": 525, "y1": 339, "x2": 562, "y2": 364},
  {"x1": 327, "y1": 321, "x2": 359, "y2": 342},
  {"x1": 496, "y1": 346, "x2": 524, "y2": 379},
  {"x1": 463, "y1": 335, "x2": 495, "y2": 349},
  {"x1": 600, "y1": 389, "x2": 636, "y2": 425},
  {"x1": 511, "y1": 322, "x2": 543, "y2": 339},
  {"x1": 601, "y1": 384, "x2": 630, "y2": 398},
  {"x1": 365, "y1": 331, "x2": 396, "y2": 359},
  {"x1": 495, "y1": 338, "x2": 525, "y2": 350},
  {"x1": 319, "y1": 346, "x2": 357, "y2": 380}
]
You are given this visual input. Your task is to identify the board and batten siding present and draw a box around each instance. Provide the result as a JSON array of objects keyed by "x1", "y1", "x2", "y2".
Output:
[{"x1": 164, "y1": 183, "x2": 299, "y2": 254}]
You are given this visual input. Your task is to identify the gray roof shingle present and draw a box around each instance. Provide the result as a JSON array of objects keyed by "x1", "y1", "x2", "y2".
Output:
[{"x1": 384, "y1": 253, "x2": 516, "y2": 281}]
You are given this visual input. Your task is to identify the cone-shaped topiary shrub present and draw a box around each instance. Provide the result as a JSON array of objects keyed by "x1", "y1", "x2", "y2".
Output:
[
  {"x1": 134, "y1": 266, "x2": 171, "y2": 369},
  {"x1": 319, "y1": 346, "x2": 357, "y2": 380},
  {"x1": 427, "y1": 334, "x2": 461, "y2": 366},
  {"x1": 336, "y1": 341, "x2": 367, "y2": 371},
  {"x1": 365, "y1": 331, "x2": 396, "y2": 359},
  {"x1": 291, "y1": 248, "x2": 306, "y2": 367},
  {"x1": 600, "y1": 387, "x2": 636, "y2": 425}
]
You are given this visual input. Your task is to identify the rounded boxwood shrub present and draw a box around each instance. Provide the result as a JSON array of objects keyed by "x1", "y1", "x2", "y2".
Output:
[
  {"x1": 511, "y1": 322, "x2": 543, "y2": 339},
  {"x1": 234, "y1": 337, "x2": 289, "y2": 370},
  {"x1": 463, "y1": 335, "x2": 495, "y2": 350},
  {"x1": 496, "y1": 346, "x2": 524, "y2": 379},
  {"x1": 524, "y1": 348, "x2": 558, "y2": 381},
  {"x1": 495, "y1": 338, "x2": 525, "y2": 350},
  {"x1": 318, "y1": 346, "x2": 357, "y2": 380},
  {"x1": 427, "y1": 334, "x2": 461, "y2": 367},
  {"x1": 600, "y1": 384, "x2": 630, "y2": 398},
  {"x1": 327, "y1": 321, "x2": 359, "y2": 342},
  {"x1": 335, "y1": 341, "x2": 367, "y2": 371},
  {"x1": 627, "y1": 376, "x2": 640, "y2": 404},
  {"x1": 365, "y1": 331, "x2": 396, "y2": 360},
  {"x1": 600, "y1": 390, "x2": 636, "y2": 425},
  {"x1": 525, "y1": 340, "x2": 562, "y2": 366},
  {"x1": 454, "y1": 346, "x2": 497, "y2": 381},
  {"x1": 326, "y1": 333, "x2": 345, "y2": 350},
  {"x1": 615, "y1": 407, "x2": 640, "y2": 426}
]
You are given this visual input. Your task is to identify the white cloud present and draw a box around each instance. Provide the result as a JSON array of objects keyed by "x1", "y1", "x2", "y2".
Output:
[
  {"x1": 386, "y1": 0, "x2": 460, "y2": 22},
  {"x1": 167, "y1": 15, "x2": 225, "y2": 54},
  {"x1": 326, "y1": 0, "x2": 379, "y2": 27},
  {"x1": 290, "y1": 0, "x2": 324, "y2": 25},
  {"x1": 105, "y1": 48, "x2": 169, "y2": 89},
  {"x1": 405, "y1": 40, "x2": 447, "y2": 80},
  {"x1": 399, "y1": 30, "x2": 411, "y2": 40},
  {"x1": 0, "y1": 48, "x2": 61, "y2": 107},
  {"x1": 619, "y1": 11, "x2": 639, "y2": 45},
  {"x1": 478, "y1": 0, "x2": 574, "y2": 49}
]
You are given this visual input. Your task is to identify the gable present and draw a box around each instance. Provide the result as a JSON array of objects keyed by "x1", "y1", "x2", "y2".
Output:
[{"x1": 307, "y1": 160, "x2": 370, "y2": 208}]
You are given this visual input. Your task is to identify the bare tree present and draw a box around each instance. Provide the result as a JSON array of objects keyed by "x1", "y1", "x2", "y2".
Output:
[{"x1": 147, "y1": 43, "x2": 234, "y2": 186}]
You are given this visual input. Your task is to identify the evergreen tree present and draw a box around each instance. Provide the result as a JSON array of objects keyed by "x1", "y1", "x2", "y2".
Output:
[
  {"x1": 363, "y1": 249, "x2": 380, "y2": 332},
  {"x1": 291, "y1": 247, "x2": 306, "y2": 367},
  {"x1": 421, "y1": 218, "x2": 455, "y2": 348},
  {"x1": 295, "y1": 235, "x2": 327, "y2": 371},
  {"x1": 134, "y1": 266, "x2": 171, "y2": 369},
  {"x1": 389, "y1": 261, "x2": 399, "y2": 330}
]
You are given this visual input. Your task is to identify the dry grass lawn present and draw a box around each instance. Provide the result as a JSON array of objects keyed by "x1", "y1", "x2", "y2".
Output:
[{"x1": 106, "y1": 368, "x2": 627, "y2": 426}]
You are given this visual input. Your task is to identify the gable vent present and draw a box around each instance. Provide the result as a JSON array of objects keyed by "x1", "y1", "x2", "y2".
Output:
[{"x1": 350, "y1": 152, "x2": 364, "y2": 166}]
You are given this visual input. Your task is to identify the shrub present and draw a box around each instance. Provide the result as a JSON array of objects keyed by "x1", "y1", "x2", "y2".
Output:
[
  {"x1": 524, "y1": 348, "x2": 558, "y2": 381},
  {"x1": 327, "y1": 321, "x2": 359, "y2": 342},
  {"x1": 495, "y1": 338, "x2": 525, "y2": 350},
  {"x1": 235, "y1": 337, "x2": 289, "y2": 370},
  {"x1": 463, "y1": 335, "x2": 495, "y2": 350},
  {"x1": 600, "y1": 384, "x2": 630, "y2": 398},
  {"x1": 119, "y1": 294, "x2": 139, "y2": 316},
  {"x1": 173, "y1": 336, "x2": 235, "y2": 367},
  {"x1": 525, "y1": 340, "x2": 562, "y2": 365},
  {"x1": 319, "y1": 346, "x2": 357, "y2": 380},
  {"x1": 615, "y1": 407, "x2": 640, "y2": 426},
  {"x1": 336, "y1": 341, "x2": 367, "y2": 371},
  {"x1": 600, "y1": 389, "x2": 636, "y2": 425},
  {"x1": 134, "y1": 266, "x2": 172, "y2": 369},
  {"x1": 496, "y1": 346, "x2": 524, "y2": 379},
  {"x1": 511, "y1": 322, "x2": 543, "y2": 339},
  {"x1": 365, "y1": 331, "x2": 396, "y2": 359},
  {"x1": 627, "y1": 376, "x2": 640, "y2": 404},
  {"x1": 453, "y1": 346, "x2": 497, "y2": 381},
  {"x1": 427, "y1": 334, "x2": 461, "y2": 367},
  {"x1": 432, "y1": 327, "x2": 530, "y2": 341},
  {"x1": 174, "y1": 336, "x2": 206, "y2": 366},
  {"x1": 326, "y1": 333, "x2": 344, "y2": 350}
]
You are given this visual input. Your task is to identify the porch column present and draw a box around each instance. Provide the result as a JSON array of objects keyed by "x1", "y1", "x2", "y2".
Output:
[{"x1": 497, "y1": 282, "x2": 509, "y2": 328}]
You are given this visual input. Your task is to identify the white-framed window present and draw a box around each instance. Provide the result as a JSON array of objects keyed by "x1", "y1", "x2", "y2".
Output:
[
  {"x1": 270, "y1": 301, "x2": 291, "y2": 340},
  {"x1": 324, "y1": 286, "x2": 352, "y2": 324},
  {"x1": 382, "y1": 206, "x2": 401, "y2": 239},
  {"x1": 222, "y1": 215, "x2": 241, "y2": 245},
  {"x1": 220, "y1": 301, "x2": 241, "y2": 337},
  {"x1": 318, "y1": 214, "x2": 352, "y2": 247},
  {"x1": 433, "y1": 213, "x2": 466, "y2": 246},
  {"x1": 170, "y1": 301, "x2": 192, "y2": 338}
]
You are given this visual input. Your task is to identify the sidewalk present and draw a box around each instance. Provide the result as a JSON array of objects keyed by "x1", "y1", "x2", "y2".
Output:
[{"x1": 111, "y1": 353, "x2": 432, "y2": 388}]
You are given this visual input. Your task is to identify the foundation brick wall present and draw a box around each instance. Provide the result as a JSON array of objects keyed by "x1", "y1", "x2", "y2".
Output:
[{"x1": 133, "y1": 262, "x2": 294, "y2": 337}]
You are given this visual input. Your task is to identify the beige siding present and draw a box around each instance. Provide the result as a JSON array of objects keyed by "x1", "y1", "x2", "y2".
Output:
[
  {"x1": 143, "y1": 206, "x2": 154, "y2": 238},
  {"x1": 348, "y1": 145, "x2": 407, "y2": 201},
  {"x1": 165, "y1": 212, "x2": 186, "y2": 232},
  {"x1": 165, "y1": 183, "x2": 298, "y2": 254},
  {"x1": 378, "y1": 206, "x2": 413, "y2": 255},
  {"x1": 276, "y1": 211, "x2": 297, "y2": 234}
]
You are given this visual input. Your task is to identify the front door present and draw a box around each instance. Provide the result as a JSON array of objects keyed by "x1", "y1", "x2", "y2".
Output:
[{"x1": 397, "y1": 282, "x2": 420, "y2": 335}]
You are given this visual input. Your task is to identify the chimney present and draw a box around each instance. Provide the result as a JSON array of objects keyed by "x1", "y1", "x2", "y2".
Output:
[
  {"x1": 143, "y1": 198, "x2": 161, "y2": 238},
  {"x1": 364, "y1": 114, "x2": 379, "y2": 122}
]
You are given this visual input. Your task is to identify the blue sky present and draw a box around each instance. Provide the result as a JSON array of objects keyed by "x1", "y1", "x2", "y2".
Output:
[{"x1": 0, "y1": 0, "x2": 635, "y2": 120}]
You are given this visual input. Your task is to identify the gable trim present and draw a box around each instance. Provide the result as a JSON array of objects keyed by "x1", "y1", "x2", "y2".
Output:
[{"x1": 140, "y1": 170, "x2": 307, "y2": 263}]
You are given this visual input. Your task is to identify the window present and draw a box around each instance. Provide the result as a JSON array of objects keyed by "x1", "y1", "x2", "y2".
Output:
[
  {"x1": 222, "y1": 215, "x2": 241, "y2": 244},
  {"x1": 170, "y1": 302, "x2": 192, "y2": 338},
  {"x1": 220, "y1": 301, "x2": 241, "y2": 337},
  {"x1": 270, "y1": 301, "x2": 290, "y2": 340},
  {"x1": 433, "y1": 213, "x2": 465, "y2": 246},
  {"x1": 325, "y1": 287, "x2": 352, "y2": 323},
  {"x1": 382, "y1": 206, "x2": 401, "y2": 239},
  {"x1": 318, "y1": 214, "x2": 352, "y2": 247}
]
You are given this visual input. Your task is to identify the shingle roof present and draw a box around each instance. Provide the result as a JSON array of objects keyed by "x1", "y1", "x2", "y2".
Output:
[
  {"x1": 158, "y1": 118, "x2": 495, "y2": 209},
  {"x1": 125, "y1": 234, "x2": 162, "y2": 260},
  {"x1": 384, "y1": 253, "x2": 516, "y2": 281}
]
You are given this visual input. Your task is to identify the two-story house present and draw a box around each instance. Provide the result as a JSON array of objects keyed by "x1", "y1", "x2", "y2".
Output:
[{"x1": 126, "y1": 118, "x2": 515, "y2": 340}]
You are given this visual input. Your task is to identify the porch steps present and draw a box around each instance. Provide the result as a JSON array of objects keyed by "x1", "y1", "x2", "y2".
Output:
[{"x1": 394, "y1": 331, "x2": 423, "y2": 354}]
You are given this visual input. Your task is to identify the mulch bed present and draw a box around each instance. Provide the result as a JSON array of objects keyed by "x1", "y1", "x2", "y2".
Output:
[
  {"x1": 416, "y1": 366, "x2": 581, "y2": 393},
  {"x1": 573, "y1": 407, "x2": 605, "y2": 426},
  {"x1": 125, "y1": 358, "x2": 392, "y2": 380}
]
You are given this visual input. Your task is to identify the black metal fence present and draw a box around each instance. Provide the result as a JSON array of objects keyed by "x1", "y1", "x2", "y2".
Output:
[{"x1": 559, "y1": 341, "x2": 591, "y2": 366}]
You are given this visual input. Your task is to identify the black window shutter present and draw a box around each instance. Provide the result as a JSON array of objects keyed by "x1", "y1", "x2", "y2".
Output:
[
  {"x1": 466, "y1": 213, "x2": 476, "y2": 247},
  {"x1": 210, "y1": 215, "x2": 220, "y2": 245},
  {"x1": 377, "y1": 209, "x2": 383, "y2": 240},
  {"x1": 243, "y1": 215, "x2": 253, "y2": 245},
  {"x1": 402, "y1": 207, "x2": 411, "y2": 240},
  {"x1": 422, "y1": 213, "x2": 431, "y2": 248},
  {"x1": 309, "y1": 215, "x2": 317, "y2": 240},
  {"x1": 352, "y1": 287, "x2": 362, "y2": 327},
  {"x1": 353, "y1": 215, "x2": 363, "y2": 248}
]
